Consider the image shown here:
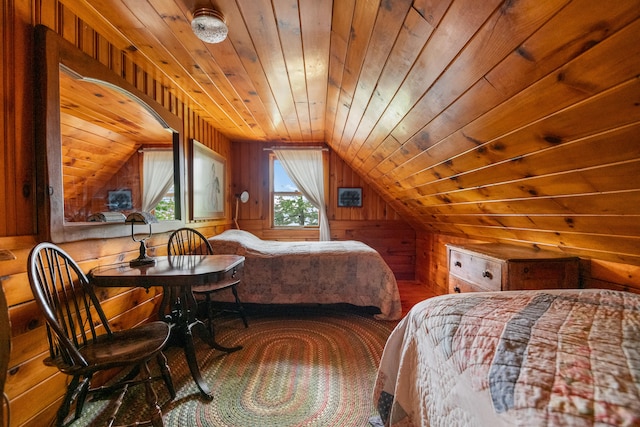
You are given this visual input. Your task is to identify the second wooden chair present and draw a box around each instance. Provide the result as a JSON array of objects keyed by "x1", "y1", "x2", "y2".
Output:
[{"x1": 167, "y1": 228, "x2": 248, "y2": 337}]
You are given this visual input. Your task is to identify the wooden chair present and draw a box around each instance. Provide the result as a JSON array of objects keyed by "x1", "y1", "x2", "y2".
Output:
[
  {"x1": 167, "y1": 228, "x2": 248, "y2": 336},
  {"x1": 27, "y1": 242, "x2": 175, "y2": 427}
]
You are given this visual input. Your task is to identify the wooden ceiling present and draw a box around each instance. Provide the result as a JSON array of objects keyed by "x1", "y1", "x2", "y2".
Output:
[{"x1": 58, "y1": 0, "x2": 640, "y2": 263}]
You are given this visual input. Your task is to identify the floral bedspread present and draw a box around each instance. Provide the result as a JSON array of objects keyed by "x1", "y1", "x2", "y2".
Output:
[
  {"x1": 208, "y1": 230, "x2": 402, "y2": 320},
  {"x1": 374, "y1": 289, "x2": 640, "y2": 426}
]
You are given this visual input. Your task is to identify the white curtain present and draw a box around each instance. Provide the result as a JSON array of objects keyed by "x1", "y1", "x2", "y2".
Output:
[
  {"x1": 273, "y1": 149, "x2": 330, "y2": 241},
  {"x1": 142, "y1": 150, "x2": 174, "y2": 213}
]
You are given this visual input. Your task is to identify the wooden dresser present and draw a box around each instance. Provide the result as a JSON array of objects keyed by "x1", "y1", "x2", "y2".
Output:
[{"x1": 447, "y1": 243, "x2": 580, "y2": 293}]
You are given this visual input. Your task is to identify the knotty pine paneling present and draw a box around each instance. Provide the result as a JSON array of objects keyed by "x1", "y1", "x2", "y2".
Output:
[
  {"x1": 18, "y1": 0, "x2": 640, "y2": 272},
  {"x1": 231, "y1": 141, "x2": 415, "y2": 279},
  {"x1": 330, "y1": 220, "x2": 415, "y2": 280},
  {"x1": 418, "y1": 232, "x2": 640, "y2": 298},
  {"x1": 331, "y1": 0, "x2": 640, "y2": 268},
  {"x1": 1, "y1": 3, "x2": 235, "y2": 425},
  {"x1": 3, "y1": 0, "x2": 640, "y2": 424},
  {"x1": 1, "y1": 0, "x2": 35, "y2": 237}
]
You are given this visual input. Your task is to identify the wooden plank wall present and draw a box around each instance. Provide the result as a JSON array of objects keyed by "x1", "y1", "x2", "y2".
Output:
[
  {"x1": 0, "y1": 4, "x2": 413, "y2": 424},
  {"x1": 231, "y1": 141, "x2": 415, "y2": 280},
  {"x1": 0, "y1": 3, "x2": 234, "y2": 425},
  {"x1": 326, "y1": 0, "x2": 640, "y2": 270},
  {"x1": 417, "y1": 232, "x2": 640, "y2": 297},
  {"x1": 1, "y1": 1, "x2": 637, "y2": 424}
]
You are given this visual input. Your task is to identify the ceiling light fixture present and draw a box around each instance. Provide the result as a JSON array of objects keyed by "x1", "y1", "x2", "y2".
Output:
[{"x1": 191, "y1": 7, "x2": 228, "y2": 44}]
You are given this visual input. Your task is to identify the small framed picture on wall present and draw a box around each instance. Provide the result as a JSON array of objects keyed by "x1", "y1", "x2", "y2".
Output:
[
  {"x1": 107, "y1": 189, "x2": 133, "y2": 211},
  {"x1": 337, "y1": 187, "x2": 362, "y2": 207}
]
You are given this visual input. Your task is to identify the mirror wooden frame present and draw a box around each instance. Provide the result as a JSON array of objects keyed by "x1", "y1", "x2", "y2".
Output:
[{"x1": 34, "y1": 25, "x2": 185, "y2": 242}]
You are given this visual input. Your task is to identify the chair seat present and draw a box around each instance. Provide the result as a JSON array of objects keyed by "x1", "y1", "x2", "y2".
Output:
[
  {"x1": 191, "y1": 277, "x2": 240, "y2": 294},
  {"x1": 50, "y1": 322, "x2": 171, "y2": 374}
]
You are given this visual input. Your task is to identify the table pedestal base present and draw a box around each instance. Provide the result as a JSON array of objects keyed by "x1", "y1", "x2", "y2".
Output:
[{"x1": 166, "y1": 289, "x2": 243, "y2": 399}]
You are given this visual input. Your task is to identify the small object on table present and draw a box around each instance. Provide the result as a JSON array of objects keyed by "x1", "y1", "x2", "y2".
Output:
[{"x1": 125, "y1": 211, "x2": 158, "y2": 267}]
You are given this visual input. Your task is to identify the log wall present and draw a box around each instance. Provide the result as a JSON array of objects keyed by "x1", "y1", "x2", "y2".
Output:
[{"x1": 0, "y1": 3, "x2": 234, "y2": 425}]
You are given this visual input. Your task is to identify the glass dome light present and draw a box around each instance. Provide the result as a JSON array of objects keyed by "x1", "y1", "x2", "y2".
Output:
[{"x1": 191, "y1": 8, "x2": 228, "y2": 44}]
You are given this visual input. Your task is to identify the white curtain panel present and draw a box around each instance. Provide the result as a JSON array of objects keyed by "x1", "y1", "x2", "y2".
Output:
[
  {"x1": 142, "y1": 150, "x2": 174, "y2": 213},
  {"x1": 273, "y1": 149, "x2": 330, "y2": 241}
]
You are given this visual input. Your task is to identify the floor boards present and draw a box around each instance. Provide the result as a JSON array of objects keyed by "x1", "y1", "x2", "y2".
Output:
[{"x1": 396, "y1": 280, "x2": 440, "y2": 317}]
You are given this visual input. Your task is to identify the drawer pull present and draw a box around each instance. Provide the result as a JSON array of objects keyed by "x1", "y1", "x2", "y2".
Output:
[
  {"x1": 454, "y1": 261, "x2": 462, "y2": 268},
  {"x1": 482, "y1": 270, "x2": 493, "y2": 280},
  {"x1": 454, "y1": 286, "x2": 461, "y2": 293}
]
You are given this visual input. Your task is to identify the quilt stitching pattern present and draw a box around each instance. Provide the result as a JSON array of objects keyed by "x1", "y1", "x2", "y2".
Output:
[{"x1": 373, "y1": 290, "x2": 640, "y2": 427}]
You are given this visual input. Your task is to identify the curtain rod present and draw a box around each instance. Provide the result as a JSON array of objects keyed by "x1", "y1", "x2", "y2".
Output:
[
  {"x1": 263, "y1": 146, "x2": 329, "y2": 151},
  {"x1": 138, "y1": 147, "x2": 172, "y2": 153}
]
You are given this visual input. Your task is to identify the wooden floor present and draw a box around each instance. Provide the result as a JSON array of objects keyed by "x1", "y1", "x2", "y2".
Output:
[{"x1": 397, "y1": 280, "x2": 441, "y2": 317}]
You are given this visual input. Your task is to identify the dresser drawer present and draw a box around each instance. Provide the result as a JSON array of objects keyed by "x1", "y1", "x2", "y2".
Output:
[
  {"x1": 449, "y1": 249, "x2": 501, "y2": 292},
  {"x1": 447, "y1": 243, "x2": 580, "y2": 294},
  {"x1": 449, "y1": 275, "x2": 496, "y2": 294},
  {"x1": 504, "y1": 260, "x2": 578, "y2": 291}
]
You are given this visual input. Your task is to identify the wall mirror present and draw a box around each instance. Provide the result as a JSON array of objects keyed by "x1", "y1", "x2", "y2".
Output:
[{"x1": 35, "y1": 25, "x2": 185, "y2": 242}]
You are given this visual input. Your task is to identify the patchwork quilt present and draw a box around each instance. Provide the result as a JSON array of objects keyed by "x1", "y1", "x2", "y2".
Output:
[
  {"x1": 374, "y1": 289, "x2": 640, "y2": 426},
  {"x1": 208, "y1": 230, "x2": 402, "y2": 320}
]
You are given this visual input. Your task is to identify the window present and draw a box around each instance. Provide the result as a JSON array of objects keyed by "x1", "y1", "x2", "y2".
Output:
[
  {"x1": 142, "y1": 150, "x2": 175, "y2": 220},
  {"x1": 153, "y1": 185, "x2": 175, "y2": 221},
  {"x1": 271, "y1": 156, "x2": 319, "y2": 227}
]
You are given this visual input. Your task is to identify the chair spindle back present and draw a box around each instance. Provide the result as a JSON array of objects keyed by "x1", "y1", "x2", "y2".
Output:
[
  {"x1": 167, "y1": 228, "x2": 213, "y2": 256},
  {"x1": 28, "y1": 243, "x2": 111, "y2": 369}
]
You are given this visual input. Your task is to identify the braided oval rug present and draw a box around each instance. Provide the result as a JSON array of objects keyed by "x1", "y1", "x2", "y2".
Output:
[{"x1": 75, "y1": 307, "x2": 395, "y2": 426}]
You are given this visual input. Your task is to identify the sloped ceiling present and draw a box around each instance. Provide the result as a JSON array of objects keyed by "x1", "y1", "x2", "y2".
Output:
[{"x1": 60, "y1": 0, "x2": 640, "y2": 264}]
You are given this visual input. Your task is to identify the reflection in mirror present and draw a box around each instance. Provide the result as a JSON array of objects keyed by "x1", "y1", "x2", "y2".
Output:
[
  {"x1": 59, "y1": 67, "x2": 175, "y2": 222},
  {"x1": 35, "y1": 25, "x2": 185, "y2": 242}
]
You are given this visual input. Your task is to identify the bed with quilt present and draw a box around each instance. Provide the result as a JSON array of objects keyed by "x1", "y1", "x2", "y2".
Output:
[
  {"x1": 208, "y1": 229, "x2": 402, "y2": 320},
  {"x1": 373, "y1": 289, "x2": 640, "y2": 426}
]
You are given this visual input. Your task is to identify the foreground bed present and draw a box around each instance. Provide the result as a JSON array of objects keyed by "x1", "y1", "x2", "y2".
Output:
[
  {"x1": 373, "y1": 289, "x2": 640, "y2": 426},
  {"x1": 208, "y1": 230, "x2": 402, "y2": 320}
]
